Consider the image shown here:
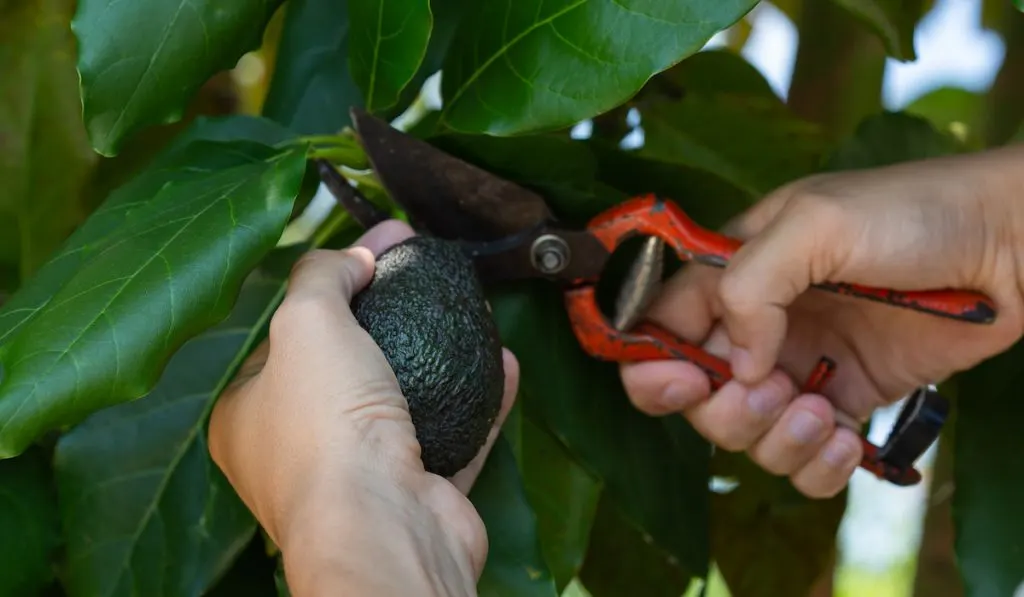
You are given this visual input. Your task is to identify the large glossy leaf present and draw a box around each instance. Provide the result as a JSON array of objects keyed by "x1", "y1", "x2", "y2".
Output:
[
  {"x1": 0, "y1": 134, "x2": 307, "y2": 459},
  {"x1": 830, "y1": 0, "x2": 925, "y2": 61},
  {"x1": 436, "y1": 0, "x2": 760, "y2": 135},
  {"x1": 520, "y1": 416, "x2": 602, "y2": 591},
  {"x1": 587, "y1": 141, "x2": 754, "y2": 232},
  {"x1": 638, "y1": 60, "x2": 829, "y2": 195},
  {"x1": 348, "y1": 0, "x2": 433, "y2": 112},
  {"x1": 53, "y1": 245, "x2": 305, "y2": 597},
  {"x1": 0, "y1": 0, "x2": 97, "y2": 279},
  {"x1": 471, "y1": 433, "x2": 559, "y2": 597},
  {"x1": 0, "y1": 446, "x2": 61, "y2": 596},
  {"x1": 488, "y1": 283, "x2": 711, "y2": 579},
  {"x1": 953, "y1": 340, "x2": 1024, "y2": 597},
  {"x1": 709, "y1": 451, "x2": 845, "y2": 597},
  {"x1": 636, "y1": 48, "x2": 781, "y2": 103},
  {"x1": 262, "y1": 0, "x2": 364, "y2": 135},
  {"x1": 823, "y1": 111, "x2": 963, "y2": 171},
  {"x1": 577, "y1": 493, "x2": 694, "y2": 597},
  {"x1": 73, "y1": 0, "x2": 285, "y2": 155}
]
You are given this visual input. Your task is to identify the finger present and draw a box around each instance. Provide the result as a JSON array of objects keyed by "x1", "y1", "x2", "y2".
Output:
[
  {"x1": 284, "y1": 247, "x2": 376, "y2": 307},
  {"x1": 717, "y1": 196, "x2": 851, "y2": 384},
  {"x1": 354, "y1": 219, "x2": 416, "y2": 256},
  {"x1": 745, "y1": 393, "x2": 835, "y2": 476},
  {"x1": 682, "y1": 369, "x2": 798, "y2": 452},
  {"x1": 619, "y1": 323, "x2": 733, "y2": 417},
  {"x1": 644, "y1": 262, "x2": 722, "y2": 343},
  {"x1": 789, "y1": 426, "x2": 864, "y2": 498},
  {"x1": 448, "y1": 348, "x2": 521, "y2": 494},
  {"x1": 283, "y1": 218, "x2": 416, "y2": 307},
  {"x1": 620, "y1": 266, "x2": 726, "y2": 415},
  {"x1": 620, "y1": 359, "x2": 711, "y2": 416}
]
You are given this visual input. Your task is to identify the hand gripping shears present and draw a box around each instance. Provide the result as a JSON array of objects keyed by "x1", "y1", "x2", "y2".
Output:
[{"x1": 316, "y1": 107, "x2": 997, "y2": 487}]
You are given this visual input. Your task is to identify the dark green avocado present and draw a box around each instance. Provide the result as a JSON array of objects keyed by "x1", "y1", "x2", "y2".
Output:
[{"x1": 351, "y1": 235, "x2": 506, "y2": 478}]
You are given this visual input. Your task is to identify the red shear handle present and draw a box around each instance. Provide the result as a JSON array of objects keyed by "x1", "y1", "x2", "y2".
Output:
[
  {"x1": 587, "y1": 194, "x2": 997, "y2": 324},
  {"x1": 565, "y1": 286, "x2": 734, "y2": 388}
]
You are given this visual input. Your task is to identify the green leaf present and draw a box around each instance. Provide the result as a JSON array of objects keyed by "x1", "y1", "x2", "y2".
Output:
[
  {"x1": 73, "y1": 0, "x2": 285, "y2": 155},
  {"x1": 471, "y1": 433, "x2": 559, "y2": 597},
  {"x1": 587, "y1": 140, "x2": 754, "y2": 232},
  {"x1": 953, "y1": 339, "x2": 1024, "y2": 597},
  {"x1": 830, "y1": 0, "x2": 925, "y2": 61},
  {"x1": 637, "y1": 48, "x2": 781, "y2": 103},
  {"x1": 436, "y1": 0, "x2": 760, "y2": 135},
  {"x1": 520, "y1": 416, "x2": 602, "y2": 591},
  {"x1": 348, "y1": 0, "x2": 433, "y2": 112},
  {"x1": 577, "y1": 493, "x2": 694, "y2": 597},
  {"x1": 53, "y1": 245, "x2": 304, "y2": 597},
  {"x1": 262, "y1": 0, "x2": 365, "y2": 135},
  {"x1": 488, "y1": 283, "x2": 711, "y2": 580},
  {"x1": 274, "y1": 558, "x2": 291, "y2": 597},
  {"x1": 0, "y1": 0, "x2": 98, "y2": 280},
  {"x1": 0, "y1": 133, "x2": 308, "y2": 459},
  {"x1": 0, "y1": 446, "x2": 61, "y2": 596},
  {"x1": 824, "y1": 111, "x2": 963, "y2": 171},
  {"x1": 904, "y1": 87, "x2": 986, "y2": 149},
  {"x1": 708, "y1": 451, "x2": 845, "y2": 597},
  {"x1": 638, "y1": 52, "x2": 829, "y2": 195}
]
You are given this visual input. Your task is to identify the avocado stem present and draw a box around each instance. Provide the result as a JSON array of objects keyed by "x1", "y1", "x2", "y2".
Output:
[{"x1": 314, "y1": 158, "x2": 389, "y2": 229}]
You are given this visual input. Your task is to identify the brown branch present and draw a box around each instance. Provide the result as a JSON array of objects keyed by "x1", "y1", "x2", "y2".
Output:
[
  {"x1": 786, "y1": 1, "x2": 888, "y2": 140},
  {"x1": 983, "y1": 7, "x2": 1024, "y2": 147}
]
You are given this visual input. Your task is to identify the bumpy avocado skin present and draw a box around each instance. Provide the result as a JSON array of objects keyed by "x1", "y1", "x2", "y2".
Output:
[{"x1": 351, "y1": 236, "x2": 506, "y2": 478}]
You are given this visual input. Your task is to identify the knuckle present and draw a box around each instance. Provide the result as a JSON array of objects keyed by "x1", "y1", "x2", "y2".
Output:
[
  {"x1": 789, "y1": 191, "x2": 847, "y2": 234},
  {"x1": 750, "y1": 450, "x2": 791, "y2": 476},
  {"x1": 717, "y1": 271, "x2": 758, "y2": 316},
  {"x1": 711, "y1": 428, "x2": 754, "y2": 453}
]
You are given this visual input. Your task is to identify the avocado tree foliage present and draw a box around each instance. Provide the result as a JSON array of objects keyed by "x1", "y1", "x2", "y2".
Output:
[{"x1": 1, "y1": 0, "x2": 1023, "y2": 596}]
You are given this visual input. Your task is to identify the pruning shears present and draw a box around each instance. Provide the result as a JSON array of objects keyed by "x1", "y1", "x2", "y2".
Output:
[{"x1": 316, "y1": 107, "x2": 997, "y2": 487}]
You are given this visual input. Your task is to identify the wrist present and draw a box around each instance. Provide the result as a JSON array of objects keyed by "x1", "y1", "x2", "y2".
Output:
[{"x1": 275, "y1": 467, "x2": 478, "y2": 597}]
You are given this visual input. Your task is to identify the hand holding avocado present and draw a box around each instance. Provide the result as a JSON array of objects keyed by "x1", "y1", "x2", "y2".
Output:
[{"x1": 208, "y1": 219, "x2": 519, "y2": 597}]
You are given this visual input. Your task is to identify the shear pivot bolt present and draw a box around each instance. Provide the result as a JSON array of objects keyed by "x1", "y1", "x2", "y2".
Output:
[{"x1": 531, "y1": 235, "x2": 570, "y2": 274}]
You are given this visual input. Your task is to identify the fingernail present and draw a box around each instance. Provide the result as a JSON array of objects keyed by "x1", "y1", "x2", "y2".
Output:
[
  {"x1": 660, "y1": 381, "x2": 699, "y2": 411},
  {"x1": 747, "y1": 378, "x2": 785, "y2": 416},
  {"x1": 824, "y1": 438, "x2": 859, "y2": 468},
  {"x1": 788, "y1": 411, "x2": 825, "y2": 444}
]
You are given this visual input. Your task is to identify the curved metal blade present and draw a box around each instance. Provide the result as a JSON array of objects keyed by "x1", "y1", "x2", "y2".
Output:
[{"x1": 350, "y1": 107, "x2": 553, "y2": 241}]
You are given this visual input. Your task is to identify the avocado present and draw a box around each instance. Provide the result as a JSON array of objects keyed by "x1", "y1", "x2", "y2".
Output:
[{"x1": 351, "y1": 235, "x2": 506, "y2": 477}]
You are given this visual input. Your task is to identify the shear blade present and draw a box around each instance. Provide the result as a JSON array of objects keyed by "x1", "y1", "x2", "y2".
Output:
[{"x1": 350, "y1": 107, "x2": 554, "y2": 242}]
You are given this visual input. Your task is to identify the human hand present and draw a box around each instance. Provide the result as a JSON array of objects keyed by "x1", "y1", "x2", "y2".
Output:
[
  {"x1": 621, "y1": 143, "x2": 1024, "y2": 497},
  {"x1": 208, "y1": 220, "x2": 519, "y2": 597}
]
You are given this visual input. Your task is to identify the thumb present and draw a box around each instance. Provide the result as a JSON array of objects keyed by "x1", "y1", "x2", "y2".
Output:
[{"x1": 717, "y1": 195, "x2": 853, "y2": 384}]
